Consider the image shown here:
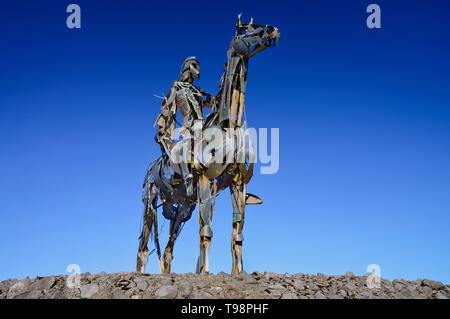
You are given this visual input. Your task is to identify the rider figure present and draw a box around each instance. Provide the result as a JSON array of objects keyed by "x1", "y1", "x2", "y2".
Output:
[{"x1": 154, "y1": 57, "x2": 214, "y2": 195}]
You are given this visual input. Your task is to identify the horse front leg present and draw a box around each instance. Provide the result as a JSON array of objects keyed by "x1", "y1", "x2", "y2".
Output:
[
  {"x1": 196, "y1": 175, "x2": 214, "y2": 274},
  {"x1": 230, "y1": 181, "x2": 245, "y2": 274},
  {"x1": 163, "y1": 203, "x2": 195, "y2": 273}
]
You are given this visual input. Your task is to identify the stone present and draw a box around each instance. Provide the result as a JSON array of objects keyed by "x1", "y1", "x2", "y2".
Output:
[
  {"x1": 178, "y1": 281, "x2": 193, "y2": 298},
  {"x1": 1, "y1": 271, "x2": 448, "y2": 300},
  {"x1": 315, "y1": 291, "x2": 327, "y2": 299},
  {"x1": 13, "y1": 291, "x2": 35, "y2": 299},
  {"x1": 328, "y1": 284, "x2": 338, "y2": 295},
  {"x1": 159, "y1": 276, "x2": 173, "y2": 286},
  {"x1": 134, "y1": 278, "x2": 148, "y2": 291},
  {"x1": 80, "y1": 283, "x2": 99, "y2": 299},
  {"x1": 434, "y1": 291, "x2": 448, "y2": 299},
  {"x1": 344, "y1": 271, "x2": 354, "y2": 278},
  {"x1": 210, "y1": 286, "x2": 223, "y2": 293},
  {"x1": 116, "y1": 279, "x2": 135, "y2": 290},
  {"x1": 293, "y1": 279, "x2": 305, "y2": 290},
  {"x1": 422, "y1": 279, "x2": 445, "y2": 290},
  {"x1": 264, "y1": 272, "x2": 278, "y2": 281},
  {"x1": 359, "y1": 289, "x2": 373, "y2": 299},
  {"x1": 268, "y1": 284, "x2": 285, "y2": 290},
  {"x1": 393, "y1": 280, "x2": 407, "y2": 292},
  {"x1": 233, "y1": 271, "x2": 249, "y2": 281},
  {"x1": 406, "y1": 285, "x2": 418, "y2": 296},
  {"x1": 7, "y1": 278, "x2": 31, "y2": 299},
  {"x1": 344, "y1": 282, "x2": 356, "y2": 291},
  {"x1": 316, "y1": 282, "x2": 327, "y2": 288},
  {"x1": 268, "y1": 290, "x2": 283, "y2": 298},
  {"x1": 418, "y1": 286, "x2": 433, "y2": 297},
  {"x1": 155, "y1": 285, "x2": 178, "y2": 299},
  {"x1": 34, "y1": 277, "x2": 56, "y2": 291},
  {"x1": 112, "y1": 289, "x2": 127, "y2": 299},
  {"x1": 281, "y1": 292, "x2": 295, "y2": 299},
  {"x1": 197, "y1": 290, "x2": 213, "y2": 298},
  {"x1": 244, "y1": 276, "x2": 258, "y2": 284},
  {"x1": 308, "y1": 283, "x2": 319, "y2": 292}
]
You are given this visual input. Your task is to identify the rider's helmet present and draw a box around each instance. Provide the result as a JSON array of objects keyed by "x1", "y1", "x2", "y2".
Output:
[{"x1": 179, "y1": 56, "x2": 200, "y2": 82}]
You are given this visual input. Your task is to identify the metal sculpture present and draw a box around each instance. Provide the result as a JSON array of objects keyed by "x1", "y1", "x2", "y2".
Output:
[{"x1": 136, "y1": 14, "x2": 280, "y2": 274}]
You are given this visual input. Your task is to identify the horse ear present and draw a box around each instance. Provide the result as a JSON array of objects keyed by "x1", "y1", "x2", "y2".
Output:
[
  {"x1": 249, "y1": 17, "x2": 253, "y2": 24},
  {"x1": 237, "y1": 12, "x2": 242, "y2": 26}
]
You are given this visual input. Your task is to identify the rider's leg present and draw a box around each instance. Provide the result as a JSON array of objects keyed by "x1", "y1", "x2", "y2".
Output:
[{"x1": 177, "y1": 138, "x2": 194, "y2": 196}]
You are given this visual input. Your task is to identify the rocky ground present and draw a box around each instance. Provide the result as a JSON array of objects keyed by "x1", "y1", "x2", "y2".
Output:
[{"x1": 1, "y1": 271, "x2": 449, "y2": 299}]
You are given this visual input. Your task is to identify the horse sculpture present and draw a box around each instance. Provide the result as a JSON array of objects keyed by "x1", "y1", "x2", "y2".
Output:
[{"x1": 136, "y1": 14, "x2": 280, "y2": 274}]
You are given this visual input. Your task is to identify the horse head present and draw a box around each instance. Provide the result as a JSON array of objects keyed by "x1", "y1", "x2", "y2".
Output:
[{"x1": 231, "y1": 13, "x2": 280, "y2": 58}]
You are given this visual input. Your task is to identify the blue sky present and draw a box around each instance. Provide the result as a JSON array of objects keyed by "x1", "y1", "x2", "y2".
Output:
[{"x1": 1, "y1": 0, "x2": 449, "y2": 283}]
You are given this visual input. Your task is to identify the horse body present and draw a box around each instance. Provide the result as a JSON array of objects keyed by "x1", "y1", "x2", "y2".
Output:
[{"x1": 137, "y1": 15, "x2": 280, "y2": 274}]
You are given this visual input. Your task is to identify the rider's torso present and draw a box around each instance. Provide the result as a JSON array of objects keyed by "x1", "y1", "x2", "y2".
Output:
[{"x1": 175, "y1": 82, "x2": 204, "y2": 128}]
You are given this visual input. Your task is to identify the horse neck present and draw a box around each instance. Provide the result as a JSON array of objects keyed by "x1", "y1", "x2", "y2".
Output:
[{"x1": 217, "y1": 46, "x2": 249, "y2": 129}]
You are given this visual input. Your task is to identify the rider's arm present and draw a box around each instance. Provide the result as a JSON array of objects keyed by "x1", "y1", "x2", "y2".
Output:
[{"x1": 196, "y1": 86, "x2": 215, "y2": 109}]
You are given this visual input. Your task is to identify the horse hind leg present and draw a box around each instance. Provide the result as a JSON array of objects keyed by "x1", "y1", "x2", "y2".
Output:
[
  {"x1": 162, "y1": 217, "x2": 176, "y2": 274},
  {"x1": 230, "y1": 181, "x2": 245, "y2": 274},
  {"x1": 136, "y1": 208, "x2": 151, "y2": 273},
  {"x1": 136, "y1": 183, "x2": 158, "y2": 273}
]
